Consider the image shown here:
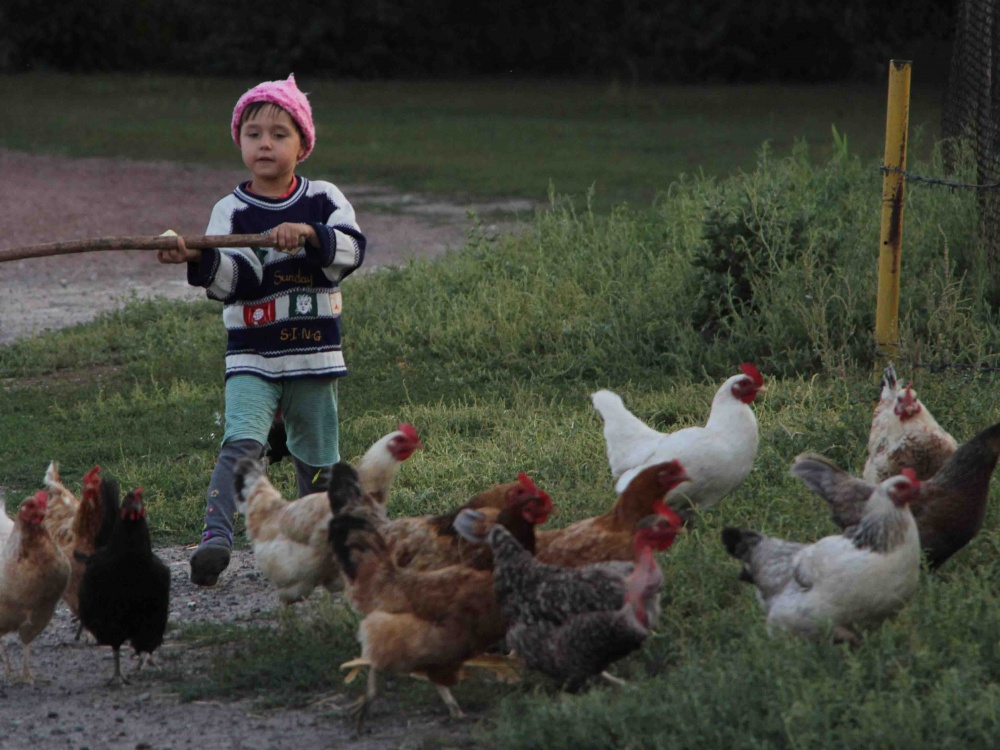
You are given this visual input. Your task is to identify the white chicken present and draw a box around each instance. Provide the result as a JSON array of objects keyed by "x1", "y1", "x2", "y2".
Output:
[
  {"x1": 231, "y1": 424, "x2": 423, "y2": 605},
  {"x1": 591, "y1": 363, "x2": 764, "y2": 509},
  {"x1": 721, "y1": 470, "x2": 921, "y2": 644},
  {"x1": 863, "y1": 364, "x2": 957, "y2": 483},
  {"x1": 356, "y1": 423, "x2": 424, "y2": 506},
  {"x1": 0, "y1": 492, "x2": 12, "y2": 545}
]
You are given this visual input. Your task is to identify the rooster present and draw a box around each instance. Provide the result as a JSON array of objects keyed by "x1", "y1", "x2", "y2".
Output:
[
  {"x1": 77, "y1": 486, "x2": 170, "y2": 686},
  {"x1": 0, "y1": 492, "x2": 71, "y2": 683},
  {"x1": 591, "y1": 363, "x2": 764, "y2": 511},
  {"x1": 454, "y1": 508, "x2": 679, "y2": 692},
  {"x1": 721, "y1": 471, "x2": 921, "y2": 644},
  {"x1": 863, "y1": 364, "x2": 958, "y2": 483},
  {"x1": 327, "y1": 462, "x2": 551, "y2": 726},
  {"x1": 791, "y1": 421, "x2": 1000, "y2": 569},
  {"x1": 535, "y1": 460, "x2": 688, "y2": 566}
]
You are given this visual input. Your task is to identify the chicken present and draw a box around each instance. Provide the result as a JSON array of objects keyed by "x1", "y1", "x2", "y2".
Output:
[
  {"x1": 790, "y1": 420, "x2": 1000, "y2": 569},
  {"x1": 863, "y1": 364, "x2": 957, "y2": 483},
  {"x1": 378, "y1": 473, "x2": 552, "y2": 571},
  {"x1": 229, "y1": 425, "x2": 424, "y2": 604},
  {"x1": 591, "y1": 363, "x2": 764, "y2": 510},
  {"x1": 0, "y1": 492, "x2": 71, "y2": 683},
  {"x1": 50, "y1": 466, "x2": 110, "y2": 620},
  {"x1": 77, "y1": 486, "x2": 170, "y2": 687},
  {"x1": 233, "y1": 457, "x2": 345, "y2": 604},
  {"x1": 535, "y1": 460, "x2": 689, "y2": 566},
  {"x1": 0, "y1": 490, "x2": 12, "y2": 546},
  {"x1": 41, "y1": 460, "x2": 80, "y2": 544},
  {"x1": 327, "y1": 462, "x2": 550, "y2": 725},
  {"x1": 454, "y1": 508, "x2": 680, "y2": 692},
  {"x1": 721, "y1": 471, "x2": 921, "y2": 644},
  {"x1": 356, "y1": 423, "x2": 424, "y2": 505}
]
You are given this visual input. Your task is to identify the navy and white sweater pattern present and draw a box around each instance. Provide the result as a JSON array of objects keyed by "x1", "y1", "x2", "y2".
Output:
[{"x1": 187, "y1": 177, "x2": 366, "y2": 380}]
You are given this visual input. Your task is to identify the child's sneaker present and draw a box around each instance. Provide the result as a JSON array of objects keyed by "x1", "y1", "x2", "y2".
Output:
[{"x1": 190, "y1": 531, "x2": 232, "y2": 586}]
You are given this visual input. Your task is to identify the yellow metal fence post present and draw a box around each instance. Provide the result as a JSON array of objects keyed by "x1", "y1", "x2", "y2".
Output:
[{"x1": 874, "y1": 59, "x2": 912, "y2": 371}]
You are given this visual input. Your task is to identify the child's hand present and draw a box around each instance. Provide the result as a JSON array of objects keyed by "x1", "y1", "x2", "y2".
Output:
[
  {"x1": 270, "y1": 223, "x2": 318, "y2": 254},
  {"x1": 157, "y1": 236, "x2": 200, "y2": 264}
]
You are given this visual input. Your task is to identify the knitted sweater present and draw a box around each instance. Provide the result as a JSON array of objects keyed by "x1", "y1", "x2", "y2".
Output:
[{"x1": 188, "y1": 177, "x2": 366, "y2": 380}]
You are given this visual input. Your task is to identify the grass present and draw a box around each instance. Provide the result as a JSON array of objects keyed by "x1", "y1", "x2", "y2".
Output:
[
  {"x1": 4, "y1": 76, "x2": 1000, "y2": 747},
  {"x1": 0, "y1": 74, "x2": 944, "y2": 210}
]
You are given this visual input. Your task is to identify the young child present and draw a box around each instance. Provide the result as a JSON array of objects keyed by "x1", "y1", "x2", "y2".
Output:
[{"x1": 158, "y1": 74, "x2": 366, "y2": 586}]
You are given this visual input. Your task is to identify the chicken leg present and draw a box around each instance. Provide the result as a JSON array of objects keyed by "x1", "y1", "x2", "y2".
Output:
[{"x1": 107, "y1": 647, "x2": 131, "y2": 688}]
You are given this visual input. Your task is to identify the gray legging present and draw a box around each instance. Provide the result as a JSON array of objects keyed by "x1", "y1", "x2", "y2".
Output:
[{"x1": 200, "y1": 438, "x2": 331, "y2": 548}]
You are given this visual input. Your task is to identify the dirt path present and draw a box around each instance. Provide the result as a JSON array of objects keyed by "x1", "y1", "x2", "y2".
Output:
[
  {"x1": 0, "y1": 149, "x2": 533, "y2": 749},
  {"x1": 0, "y1": 148, "x2": 532, "y2": 345}
]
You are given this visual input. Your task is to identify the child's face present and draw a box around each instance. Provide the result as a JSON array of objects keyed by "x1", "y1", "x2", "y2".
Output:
[{"x1": 239, "y1": 105, "x2": 305, "y2": 186}]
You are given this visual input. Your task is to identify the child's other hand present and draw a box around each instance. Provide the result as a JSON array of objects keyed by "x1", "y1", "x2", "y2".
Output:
[
  {"x1": 157, "y1": 236, "x2": 199, "y2": 264},
  {"x1": 270, "y1": 223, "x2": 318, "y2": 254}
]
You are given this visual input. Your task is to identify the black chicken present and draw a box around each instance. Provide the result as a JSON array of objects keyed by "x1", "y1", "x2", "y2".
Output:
[{"x1": 77, "y1": 486, "x2": 171, "y2": 686}]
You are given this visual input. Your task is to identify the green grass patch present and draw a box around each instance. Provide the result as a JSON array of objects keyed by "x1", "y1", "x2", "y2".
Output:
[
  {"x1": 4, "y1": 135, "x2": 1000, "y2": 747},
  {"x1": 0, "y1": 74, "x2": 943, "y2": 211}
]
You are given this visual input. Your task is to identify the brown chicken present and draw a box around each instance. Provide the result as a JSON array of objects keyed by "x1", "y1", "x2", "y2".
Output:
[
  {"x1": 863, "y1": 364, "x2": 958, "y2": 483},
  {"x1": 454, "y1": 506, "x2": 679, "y2": 692},
  {"x1": 791, "y1": 420, "x2": 1000, "y2": 569},
  {"x1": 0, "y1": 492, "x2": 71, "y2": 683},
  {"x1": 327, "y1": 462, "x2": 551, "y2": 725},
  {"x1": 535, "y1": 460, "x2": 689, "y2": 566},
  {"x1": 53, "y1": 466, "x2": 110, "y2": 619},
  {"x1": 380, "y1": 473, "x2": 552, "y2": 571}
]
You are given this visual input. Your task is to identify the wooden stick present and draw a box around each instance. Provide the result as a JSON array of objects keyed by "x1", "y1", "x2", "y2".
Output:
[{"x1": 0, "y1": 234, "x2": 284, "y2": 263}]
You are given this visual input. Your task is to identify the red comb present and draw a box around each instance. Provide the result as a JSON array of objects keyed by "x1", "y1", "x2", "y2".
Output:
[
  {"x1": 398, "y1": 423, "x2": 419, "y2": 442},
  {"x1": 740, "y1": 362, "x2": 764, "y2": 387},
  {"x1": 83, "y1": 465, "x2": 101, "y2": 486},
  {"x1": 652, "y1": 499, "x2": 683, "y2": 526},
  {"x1": 901, "y1": 468, "x2": 919, "y2": 484},
  {"x1": 517, "y1": 472, "x2": 540, "y2": 495}
]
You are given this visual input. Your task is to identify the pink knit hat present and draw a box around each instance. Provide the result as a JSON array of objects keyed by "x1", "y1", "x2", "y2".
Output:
[{"x1": 231, "y1": 74, "x2": 316, "y2": 162}]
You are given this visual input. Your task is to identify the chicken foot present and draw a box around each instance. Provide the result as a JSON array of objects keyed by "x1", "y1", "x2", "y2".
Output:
[
  {"x1": 106, "y1": 647, "x2": 132, "y2": 688},
  {"x1": 15, "y1": 642, "x2": 34, "y2": 684},
  {"x1": 346, "y1": 667, "x2": 378, "y2": 732},
  {"x1": 600, "y1": 671, "x2": 627, "y2": 688},
  {"x1": 434, "y1": 684, "x2": 465, "y2": 719},
  {"x1": 0, "y1": 641, "x2": 11, "y2": 678}
]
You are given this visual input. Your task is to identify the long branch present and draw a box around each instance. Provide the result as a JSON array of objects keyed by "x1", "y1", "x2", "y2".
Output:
[{"x1": 0, "y1": 235, "x2": 284, "y2": 263}]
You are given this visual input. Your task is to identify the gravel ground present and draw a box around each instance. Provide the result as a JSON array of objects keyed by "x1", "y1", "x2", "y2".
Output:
[{"x1": 0, "y1": 148, "x2": 533, "y2": 749}]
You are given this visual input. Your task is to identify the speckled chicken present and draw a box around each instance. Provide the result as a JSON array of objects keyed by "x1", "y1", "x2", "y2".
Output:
[
  {"x1": 454, "y1": 508, "x2": 680, "y2": 691},
  {"x1": 791, "y1": 420, "x2": 1000, "y2": 569},
  {"x1": 863, "y1": 364, "x2": 957, "y2": 483}
]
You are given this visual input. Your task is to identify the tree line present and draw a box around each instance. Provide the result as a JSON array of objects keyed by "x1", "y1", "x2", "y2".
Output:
[{"x1": 1, "y1": 0, "x2": 953, "y2": 82}]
